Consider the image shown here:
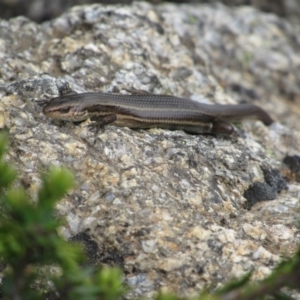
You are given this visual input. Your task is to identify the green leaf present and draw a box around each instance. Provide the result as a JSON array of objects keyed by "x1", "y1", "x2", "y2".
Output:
[
  {"x1": 0, "y1": 133, "x2": 8, "y2": 157},
  {"x1": 216, "y1": 270, "x2": 253, "y2": 294},
  {"x1": 38, "y1": 167, "x2": 74, "y2": 207},
  {"x1": 272, "y1": 292, "x2": 297, "y2": 300},
  {"x1": 0, "y1": 162, "x2": 16, "y2": 188},
  {"x1": 95, "y1": 267, "x2": 125, "y2": 300},
  {"x1": 0, "y1": 134, "x2": 16, "y2": 189},
  {"x1": 155, "y1": 293, "x2": 185, "y2": 300}
]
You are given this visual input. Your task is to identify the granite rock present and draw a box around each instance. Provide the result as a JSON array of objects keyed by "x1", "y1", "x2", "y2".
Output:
[{"x1": 0, "y1": 2, "x2": 299, "y2": 298}]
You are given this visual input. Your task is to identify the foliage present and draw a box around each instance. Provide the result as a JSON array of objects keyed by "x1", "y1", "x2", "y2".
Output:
[
  {"x1": 0, "y1": 133, "x2": 124, "y2": 300},
  {"x1": 0, "y1": 132, "x2": 299, "y2": 300}
]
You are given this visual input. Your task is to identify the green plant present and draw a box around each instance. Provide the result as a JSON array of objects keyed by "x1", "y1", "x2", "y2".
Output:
[{"x1": 0, "y1": 134, "x2": 124, "y2": 300}]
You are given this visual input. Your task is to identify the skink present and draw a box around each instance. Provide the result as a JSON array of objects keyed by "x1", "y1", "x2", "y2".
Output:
[{"x1": 42, "y1": 92, "x2": 273, "y2": 135}]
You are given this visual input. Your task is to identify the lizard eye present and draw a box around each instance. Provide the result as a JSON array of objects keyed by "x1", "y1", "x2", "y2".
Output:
[{"x1": 60, "y1": 107, "x2": 71, "y2": 114}]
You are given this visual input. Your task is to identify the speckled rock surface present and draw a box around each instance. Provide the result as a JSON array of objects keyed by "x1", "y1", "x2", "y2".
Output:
[
  {"x1": 1, "y1": 0, "x2": 300, "y2": 25},
  {"x1": 0, "y1": 2, "x2": 299, "y2": 299}
]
